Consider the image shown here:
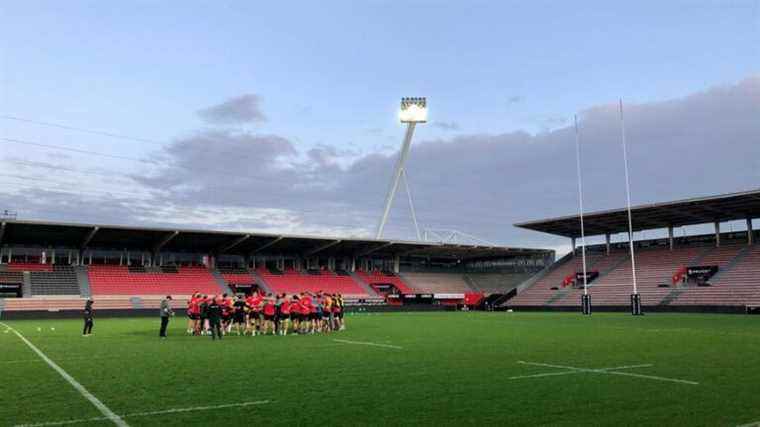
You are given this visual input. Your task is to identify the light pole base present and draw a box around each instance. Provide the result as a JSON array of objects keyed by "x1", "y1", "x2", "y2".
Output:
[
  {"x1": 630, "y1": 293, "x2": 643, "y2": 315},
  {"x1": 581, "y1": 294, "x2": 592, "y2": 315}
]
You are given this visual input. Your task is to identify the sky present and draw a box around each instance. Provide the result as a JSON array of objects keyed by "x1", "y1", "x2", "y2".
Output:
[{"x1": 0, "y1": 0, "x2": 759, "y2": 255}]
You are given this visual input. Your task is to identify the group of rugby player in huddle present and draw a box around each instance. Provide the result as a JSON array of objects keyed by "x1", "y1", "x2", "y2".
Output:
[{"x1": 185, "y1": 291, "x2": 346, "y2": 338}]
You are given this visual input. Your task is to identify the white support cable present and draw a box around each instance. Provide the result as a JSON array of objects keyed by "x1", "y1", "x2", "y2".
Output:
[
  {"x1": 619, "y1": 99, "x2": 638, "y2": 295},
  {"x1": 574, "y1": 115, "x2": 589, "y2": 296},
  {"x1": 401, "y1": 168, "x2": 422, "y2": 241}
]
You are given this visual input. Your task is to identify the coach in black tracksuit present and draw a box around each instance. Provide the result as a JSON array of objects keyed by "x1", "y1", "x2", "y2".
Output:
[
  {"x1": 82, "y1": 299, "x2": 94, "y2": 336},
  {"x1": 207, "y1": 298, "x2": 223, "y2": 340}
]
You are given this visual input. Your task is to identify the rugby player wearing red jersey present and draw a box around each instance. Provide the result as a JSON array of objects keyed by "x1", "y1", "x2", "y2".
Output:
[
  {"x1": 299, "y1": 295, "x2": 314, "y2": 334},
  {"x1": 244, "y1": 294, "x2": 257, "y2": 336},
  {"x1": 262, "y1": 298, "x2": 277, "y2": 335},
  {"x1": 279, "y1": 297, "x2": 292, "y2": 336},
  {"x1": 222, "y1": 294, "x2": 234, "y2": 334},
  {"x1": 332, "y1": 294, "x2": 343, "y2": 331},
  {"x1": 186, "y1": 293, "x2": 200, "y2": 334},
  {"x1": 250, "y1": 292, "x2": 264, "y2": 336}
]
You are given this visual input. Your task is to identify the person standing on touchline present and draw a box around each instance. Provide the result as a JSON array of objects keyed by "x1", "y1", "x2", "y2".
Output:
[{"x1": 159, "y1": 295, "x2": 174, "y2": 338}]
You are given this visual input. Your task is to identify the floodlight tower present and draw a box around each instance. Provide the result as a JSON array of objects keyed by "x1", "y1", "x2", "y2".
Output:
[{"x1": 376, "y1": 97, "x2": 427, "y2": 239}]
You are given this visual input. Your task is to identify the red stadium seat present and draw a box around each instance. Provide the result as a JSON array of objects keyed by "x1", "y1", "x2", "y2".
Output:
[{"x1": 88, "y1": 265, "x2": 222, "y2": 296}]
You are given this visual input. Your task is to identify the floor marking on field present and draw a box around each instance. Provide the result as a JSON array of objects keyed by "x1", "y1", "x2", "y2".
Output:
[
  {"x1": 332, "y1": 339, "x2": 403, "y2": 350},
  {"x1": 512, "y1": 361, "x2": 698, "y2": 385},
  {"x1": 0, "y1": 355, "x2": 111, "y2": 365},
  {"x1": 508, "y1": 363, "x2": 653, "y2": 380},
  {"x1": 737, "y1": 421, "x2": 760, "y2": 427},
  {"x1": 0, "y1": 322, "x2": 129, "y2": 427},
  {"x1": 14, "y1": 400, "x2": 271, "y2": 427}
]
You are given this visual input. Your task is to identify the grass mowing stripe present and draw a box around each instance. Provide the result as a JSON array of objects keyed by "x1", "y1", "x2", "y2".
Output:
[
  {"x1": 0, "y1": 322, "x2": 130, "y2": 427},
  {"x1": 14, "y1": 400, "x2": 271, "y2": 427},
  {"x1": 332, "y1": 338, "x2": 403, "y2": 349}
]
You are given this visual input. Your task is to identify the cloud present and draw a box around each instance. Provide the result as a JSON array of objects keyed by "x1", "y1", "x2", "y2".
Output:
[
  {"x1": 539, "y1": 115, "x2": 569, "y2": 131},
  {"x1": 197, "y1": 94, "x2": 267, "y2": 125},
  {"x1": 431, "y1": 121, "x2": 461, "y2": 131},
  {"x1": 3, "y1": 76, "x2": 759, "y2": 250}
]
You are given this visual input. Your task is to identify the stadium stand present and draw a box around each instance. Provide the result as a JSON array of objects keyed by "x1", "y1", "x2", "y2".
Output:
[
  {"x1": 670, "y1": 243, "x2": 760, "y2": 306},
  {"x1": 7, "y1": 262, "x2": 53, "y2": 272},
  {"x1": 357, "y1": 269, "x2": 415, "y2": 294},
  {"x1": 88, "y1": 265, "x2": 222, "y2": 296},
  {"x1": 0, "y1": 270, "x2": 24, "y2": 285},
  {"x1": 217, "y1": 267, "x2": 257, "y2": 286},
  {"x1": 0, "y1": 219, "x2": 551, "y2": 314},
  {"x1": 463, "y1": 272, "x2": 533, "y2": 295},
  {"x1": 553, "y1": 245, "x2": 707, "y2": 306},
  {"x1": 509, "y1": 251, "x2": 627, "y2": 306},
  {"x1": 256, "y1": 267, "x2": 370, "y2": 297},
  {"x1": 29, "y1": 265, "x2": 80, "y2": 296},
  {"x1": 400, "y1": 272, "x2": 473, "y2": 294}
]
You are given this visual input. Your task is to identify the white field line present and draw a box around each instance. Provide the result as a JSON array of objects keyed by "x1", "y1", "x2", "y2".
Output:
[
  {"x1": 0, "y1": 322, "x2": 129, "y2": 427},
  {"x1": 509, "y1": 370, "x2": 582, "y2": 380},
  {"x1": 516, "y1": 361, "x2": 698, "y2": 385},
  {"x1": 508, "y1": 363, "x2": 654, "y2": 380},
  {"x1": 14, "y1": 400, "x2": 271, "y2": 427},
  {"x1": 600, "y1": 364, "x2": 654, "y2": 371},
  {"x1": 508, "y1": 362, "x2": 654, "y2": 380},
  {"x1": 332, "y1": 339, "x2": 403, "y2": 350},
  {"x1": 0, "y1": 355, "x2": 113, "y2": 365},
  {"x1": 736, "y1": 420, "x2": 760, "y2": 427}
]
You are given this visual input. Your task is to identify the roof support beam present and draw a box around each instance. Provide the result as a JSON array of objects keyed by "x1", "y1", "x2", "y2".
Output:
[
  {"x1": 0, "y1": 222, "x2": 5, "y2": 246},
  {"x1": 305, "y1": 240, "x2": 341, "y2": 257},
  {"x1": 357, "y1": 242, "x2": 394, "y2": 257},
  {"x1": 81, "y1": 226, "x2": 99, "y2": 250},
  {"x1": 154, "y1": 231, "x2": 179, "y2": 253},
  {"x1": 251, "y1": 236, "x2": 284, "y2": 254},
  {"x1": 656, "y1": 206, "x2": 711, "y2": 225},
  {"x1": 217, "y1": 234, "x2": 251, "y2": 254}
]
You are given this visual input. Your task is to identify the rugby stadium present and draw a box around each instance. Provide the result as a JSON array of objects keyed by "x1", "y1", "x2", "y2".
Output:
[{"x1": 2, "y1": 2, "x2": 760, "y2": 426}]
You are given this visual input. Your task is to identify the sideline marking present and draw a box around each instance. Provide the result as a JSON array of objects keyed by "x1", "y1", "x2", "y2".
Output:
[
  {"x1": 14, "y1": 400, "x2": 271, "y2": 427},
  {"x1": 0, "y1": 322, "x2": 129, "y2": 427},
  {"x1": 513, "y1": 361, "x2": 698, "y2": 385},
  {"x1": 737, "y1": 421, "x2": 760, "y2": 427},
  {"x1": 333, "y1": 339, "x2": 403, "y2": 350},
  {"x1": 0, "y1": 355, "x2": 111, "y2": 365}
]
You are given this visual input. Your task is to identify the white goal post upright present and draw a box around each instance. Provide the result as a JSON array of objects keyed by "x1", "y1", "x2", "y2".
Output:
[
  {"x1": 619, "y1": 99, "x2": 642, "y2": 315},
  {"x1": 574, "y1": 115, "x2": 591, "y2": 315},
  {"x1": 376, "y1": 98, "x2": 427, "y2": 239}
]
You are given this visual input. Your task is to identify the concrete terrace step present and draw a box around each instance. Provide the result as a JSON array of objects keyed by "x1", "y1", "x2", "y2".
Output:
[
  {"x1": 348, "y1": 271, "x2": 381, "y2": 297},
  {"x1": 22, "y1": 272, "x2": 32, "y2": 297},
  {"x1": 250, "y1": 270, "x2": 273, "y2": 294},
  {"x1": 210, "y1": 269, "x2": 234, "y2": 295},
  {"x1": 74, "y1": 266, "x2": 91, "y2": 297}
]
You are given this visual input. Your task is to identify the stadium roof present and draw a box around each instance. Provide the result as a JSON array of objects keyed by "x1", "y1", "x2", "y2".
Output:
[
  {"x1": 0, "y1": 219, "x2": 552, "y2": 261},
  {"x1": 514, "y1": 189, "x2": 760, "y2": 239}
]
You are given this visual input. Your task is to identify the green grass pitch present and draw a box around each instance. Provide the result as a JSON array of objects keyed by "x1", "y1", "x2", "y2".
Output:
[{"x1": 1, "y1": 312, "x2": 760, "y2": 426}]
